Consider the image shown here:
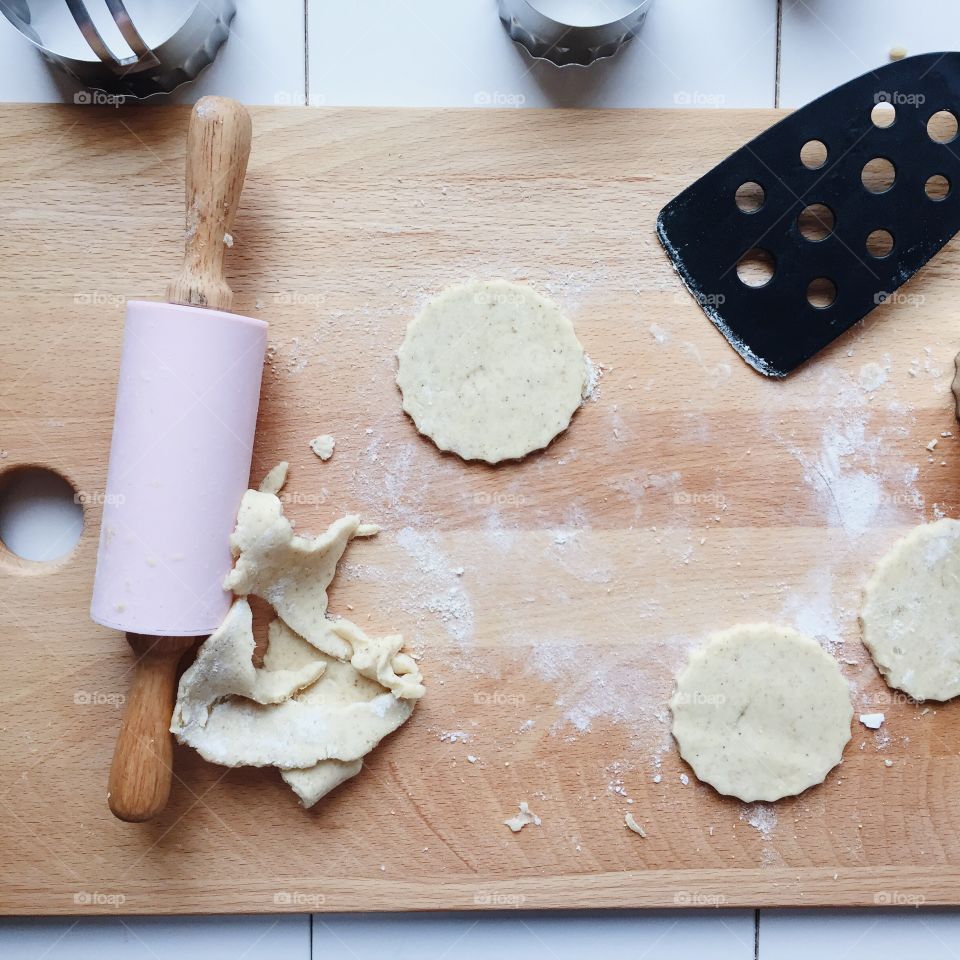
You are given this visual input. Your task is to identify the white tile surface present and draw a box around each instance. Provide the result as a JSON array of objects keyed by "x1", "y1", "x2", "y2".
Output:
[
  {"x1": 761, "y1": 910, "x2": 960, "y2": 958},
  {"x1": 307, "y1": 0, "x2": 777, "y2": 108},
  {"x1": 780, "y1": 0, "x2": 960, "y2": 107},
  {"x1": 312, "y1": 911, "x2": 756, "y2": 959},
  {"x1": 0, "y1": 0, "x2": 304, "y2": 105},
  {"x1": 0, "y1": 915, "x2": 309, "y2": 960},
  {"x1": 3, "y1": 1, "x2": 960, "y2": 954}
]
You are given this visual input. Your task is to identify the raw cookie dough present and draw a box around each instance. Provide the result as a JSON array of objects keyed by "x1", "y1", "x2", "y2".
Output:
[
  {"x1": 861, "y1": 518, "x2": 960, "y2": 701},
  {"x1": 224, "y1": 462, "x2": 378, "y2": 661},
  {"x1": 170, "y1": 598, "x2": 326, "y2": 731},
  {"x1": 171, "y1": 464, "x2": 424, "y2": 808},
  {"x1": 503, "y1": 801, "x2": 541, "y2": 832},
  {"x1": 396, "y1": 280, "x2": 587, "y2": 463},
  {"x1": 310, "y1": 435, "x2": 335, "y2": 460},
  {"x1": 624, "y1": 812, "x2": 646, "y2": 837},
  {"x1": 670, "y1": 624, "x2": 852, "y2": 803}
]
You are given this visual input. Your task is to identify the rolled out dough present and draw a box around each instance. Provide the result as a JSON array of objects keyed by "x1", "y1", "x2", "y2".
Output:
[
  {"x1": 670, "y1": 624, "x2": 852, "y2": 803},
  {"x1": 396, "y1": 280, "x2": 587, "y2": 463},
  {"x1": 171, "y1": 464, "x2": 424, "y2": 808},
  {"x1": 861, "y1": 518, "x2": 960, "y2": 702}
]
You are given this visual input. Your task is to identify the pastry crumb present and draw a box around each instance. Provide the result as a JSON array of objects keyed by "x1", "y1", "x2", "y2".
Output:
[
  {"x1": 309, "y1": 434, "x2": 336, "y2": 461},
  {"x1": 859, "y1": 712, "x2": 885, "y2": 730},
  {"x1": 624, "y1": 812, "x2": 646, "y2": 837},
  {"x1": 503, "y1": 801, "x2": 541, "y2": 833}
]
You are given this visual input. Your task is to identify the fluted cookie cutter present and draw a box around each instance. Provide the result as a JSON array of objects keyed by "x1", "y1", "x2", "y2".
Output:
[
  {"x1": 0, "y1": 0, "x2": 236, "y2": 98},
  {"x1": 497, "y1": 0, "x2": 654, "y2": 67}
]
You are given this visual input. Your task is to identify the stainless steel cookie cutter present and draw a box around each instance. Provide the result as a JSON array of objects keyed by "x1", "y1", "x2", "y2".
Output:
[
  {"x1": 497, "y1": 0, "x2": 654, "y2": 67},
  {"x1": 0, "y1": 0, "x2": 236, "y2": 98}
]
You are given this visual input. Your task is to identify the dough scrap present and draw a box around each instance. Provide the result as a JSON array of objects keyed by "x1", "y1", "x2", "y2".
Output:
[
  {"x1": 861, "y1": 518, "x2": 960, "y2": 701},
  {"x1": 624, "y1": 812, "x2": 646, "y2": 837},
  {"x1": 670, "y1": 624, "x2": 852, "y2": 803},
  {"x1": 283, "y1": 758, "x2": 363, "y2": 807},
  {"x1": 396, "y1": 280, "x2": 587, "y2": 463},
  {"x1": 224, "y1": 467, "x2": 379, "y2": 661},
  {"x1": 176, "y1": 685, "x2": 414, "y2": 769},
  {"x1": 265, "y1": 620, "x2": 392, "y2": 806},
  {"x1": 170, "y1": 597, "x2": 326, "y2": 731},
  {"x1": 310, "y1": 435, "x2": 336, "y2": 461},
  {"x1": 503, "y1": 801, "x2": 541, "y2": 832},
  {"x1": 172, "y1": 464, "x2": 423, "y2": 807},
  {"x1": 172, "y1": 604, "x2": 416, "y2": 770}
]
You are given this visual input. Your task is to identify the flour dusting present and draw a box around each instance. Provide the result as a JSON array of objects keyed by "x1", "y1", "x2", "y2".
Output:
[
  {"x1": 394, "y1": 528, "x2": 474, "y2": 647},
  {"x1": 740, "y1": 803, "x2": 778, "y2": 839}
]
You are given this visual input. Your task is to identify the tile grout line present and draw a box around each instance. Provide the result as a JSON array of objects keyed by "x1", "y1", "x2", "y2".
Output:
[
  {"x1": 304, "y1": 0, "x2": 310, "y2": 106},
  {"x1": 774, "y1": 0, "x2": 783, "y2": 107}
]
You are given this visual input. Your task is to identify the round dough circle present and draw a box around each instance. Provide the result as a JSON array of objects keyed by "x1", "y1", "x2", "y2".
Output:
[
  {"x1": 396, "y1": 280, "x2": 586, "y2": 463},
  {"x1": 670, "y1": 624, "x2": 852, "y2": 802},
  {"x1": 861, "y1": 518, "x2": 960, "y2": 702}
]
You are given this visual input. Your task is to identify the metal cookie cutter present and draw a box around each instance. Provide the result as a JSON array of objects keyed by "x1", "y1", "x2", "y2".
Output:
[
  {"x1": 497, "y1": 0, "x2": 654, "y2": 67},
  {"x1": 0, "y1": 0, "x2": 236, "y2": 98}
]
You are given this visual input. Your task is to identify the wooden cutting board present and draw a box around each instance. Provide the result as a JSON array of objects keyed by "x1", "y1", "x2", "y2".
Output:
[{"x1": 2, "y1": 104, "x2": 960, "y2": 915}]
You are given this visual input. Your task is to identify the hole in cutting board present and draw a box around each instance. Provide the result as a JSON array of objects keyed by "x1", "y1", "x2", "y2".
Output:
[
  {"x1": 861, "y1": 157, "x2": 896, "y2": 194},
  {"x1": 806, "y1": 277, "x2": 837, "y2": 310},
  {"x1": 736, "y1": 248, "x2": 775, "y2": 288},
  {"x1": 735, "y1": 181, "x2": 765, "y2": 213},
  {"x1": 926, "y1": 174, "x2": 951, "y2": 200},
  {"x1": 871, "y1": 101, "x2": 896, "y2": 128},
  {"x1": 0, "y1": 467, "x2": 83, "y2": 563},
  {"x1": 797, "y1": 203, "x2": 835, "y2": 241},
  {"x1": 800, "y1": 139, "x2": 828, "y2": 170},
  {"x1": 928, "y1": 109, "x2": 959, "y2": 144},
  {"x1": 866, "y1": 228, "x2": 895, "y2": 258}
]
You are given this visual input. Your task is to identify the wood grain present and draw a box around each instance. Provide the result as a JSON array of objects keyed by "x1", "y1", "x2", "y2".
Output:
[
  {"x1": 1, "y1": 104, "x2": 960, "y2": 914},
  {"x1": 166, "y1": 96, "x2": 252, "y2": 312}
]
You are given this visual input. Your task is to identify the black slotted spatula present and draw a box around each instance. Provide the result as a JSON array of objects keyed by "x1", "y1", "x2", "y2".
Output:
[{"x1": 657, "y1": 52, "x2": 960, "y2": 377}]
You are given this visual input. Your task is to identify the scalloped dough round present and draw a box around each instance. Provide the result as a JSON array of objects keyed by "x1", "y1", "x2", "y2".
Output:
[
  {"x1": 670, "y1": 624, "x2": 852, "y2": 802},
  {"x1": 861, "y1": 518, "x2": 960, "y2": 702},
  {"x1": 396, "y1": 280, "x2": 587, "y2": 463}
]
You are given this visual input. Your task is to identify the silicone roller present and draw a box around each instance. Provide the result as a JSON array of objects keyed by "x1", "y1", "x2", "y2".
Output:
[{"x1": 91, "y1": 96, "x2": 266, "y2": 822}]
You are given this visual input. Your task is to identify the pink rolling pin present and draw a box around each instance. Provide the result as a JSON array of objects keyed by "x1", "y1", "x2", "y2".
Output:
[{"x1": 91, "y1": 97, "x2": 267, "y2": 822}]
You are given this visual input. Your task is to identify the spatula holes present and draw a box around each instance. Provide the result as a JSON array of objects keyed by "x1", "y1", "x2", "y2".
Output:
[
  {"x1": 925, "y1": 173, "x2": 951, "y2": 201},
  {"x1": 928, "y1": 110, "x2": 959, "y2": 144},
  {"x1": 735, "y1": 181, "x2": 765, "y2": 213},
  {"x1": 806, "y1": 277, "x2": 837, "y2": 310},
  {"x1": 797, "y1": 203, "x2": 835, "y2": 242},
  {"x1": 0, "y1": 466, "x2": 83, "y2": 565},
  {"x1": 866, "y1": 229, "x2": 895, "y2": 258},
  {"x1": 871, "y1": 101, "x2": 896, "y2": 128},
  {"x1": 736, "y1": 248, "x2": 775, "y2": 288},
  {"x1": 861, "y1": 157, "x2": 896, "y2": 194},
  {"x1": 800, "y1": 139, "x2": 828, "y2": 170}
]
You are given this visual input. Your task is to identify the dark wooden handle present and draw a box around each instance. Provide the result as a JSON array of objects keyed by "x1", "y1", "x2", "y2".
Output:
[
  {"x1": 108, "y1": 634, "x2": 197, "y2": 823},
  {"x1": 165, "y1": 95, "x2": 252, "y2": 312}
]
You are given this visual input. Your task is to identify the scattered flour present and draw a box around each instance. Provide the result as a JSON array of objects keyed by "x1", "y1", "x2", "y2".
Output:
[
  {"x1": 439, "y1": 730, "x2": 471, "y2": 744},
  {"x1": 583, "y1": 355, "x2": 608, "y2": 402},
  {"x1": 740, "y1": 803, "x2": 778, "y2": 840},
  {"x1": 649, "y1": 322, "x2": 670, "y2": 345},
  {"x1": 395, "y1": 528, "x2": 474, "y2": 647},
  {"x1": 858, "y1": 360, "x2": 888, "y2": 392}
]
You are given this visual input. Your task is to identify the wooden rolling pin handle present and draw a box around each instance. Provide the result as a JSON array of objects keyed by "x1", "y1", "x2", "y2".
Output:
[
  {"x1": 165, "y1": 96, "x2": 252, "y2": 313},
  {"x1": 108, "y1": 634, "x2": 197, "y2": 823}
]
